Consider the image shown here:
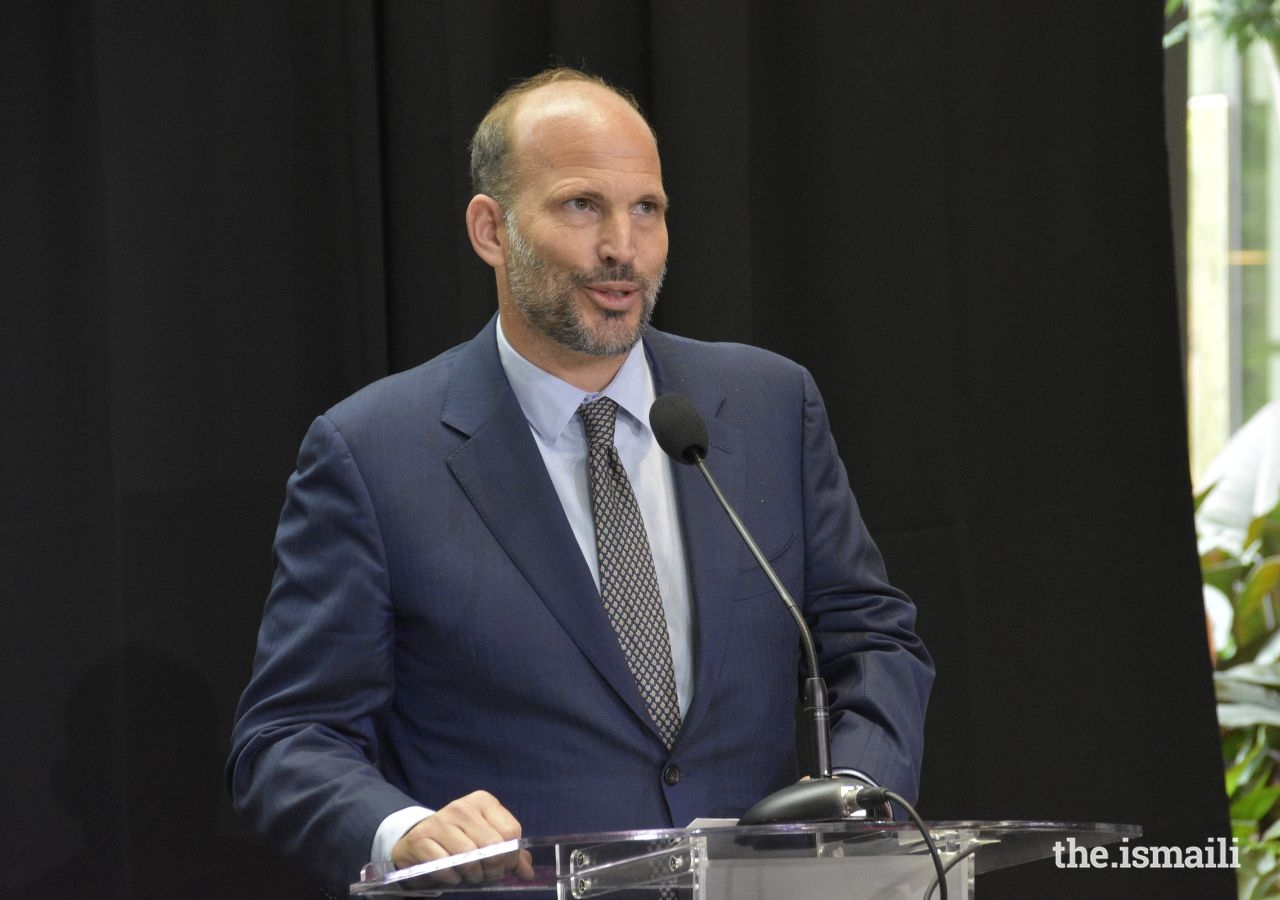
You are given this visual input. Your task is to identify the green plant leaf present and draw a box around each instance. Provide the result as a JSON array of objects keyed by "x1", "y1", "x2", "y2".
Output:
[
  {"x1": 1248, "y1": 500, "x2": 1280, "y2": 557},
  {"x1": 1164, "y1": 20, "x2": 1192, "y2": 48},
  {"x1": 1219, "y1": 663, "x2": 1280, "y2": 688},
  {"x1": 1246, "y1": 867, "x2": 1280, "y2": 900},
  {"x1": 1233, "y1": 784, "x2": 1280, "y2": 825},
  {"x1": 1219, "y1": 701, "x2": 1280, "y2": 729},
  {"x1": 1233, "y1": 559, "x2": 1280, "y2": 659},
  {"x1": 1225, "y1": 728, "x2": 1274, "y2": 796},
  {"x1": 1228, "y1": 748, "x2": 1262, "y2": 796},
  {"x1": 1204, "y1": 554, "x2": 1251, "y2": 596}
]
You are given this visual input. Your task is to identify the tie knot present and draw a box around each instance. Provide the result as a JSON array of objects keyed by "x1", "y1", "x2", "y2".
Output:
[{"x1": 578, "y1": 396, "x2": 620, "y2": 449}]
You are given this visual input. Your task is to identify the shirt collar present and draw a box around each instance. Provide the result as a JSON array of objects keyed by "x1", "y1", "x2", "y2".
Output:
[{"x1": 495, "y1": 317, "x2": 655, "y2": 444}]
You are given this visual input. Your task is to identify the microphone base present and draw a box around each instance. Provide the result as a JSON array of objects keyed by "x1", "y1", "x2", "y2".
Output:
[{"x1": 736, "y1": 776, "x2": 889, "y2": 825}]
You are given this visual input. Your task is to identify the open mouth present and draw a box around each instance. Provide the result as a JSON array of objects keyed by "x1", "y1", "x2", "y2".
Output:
[{"x1": 585, "y1": 283, "x2": 639, "y2": 305}]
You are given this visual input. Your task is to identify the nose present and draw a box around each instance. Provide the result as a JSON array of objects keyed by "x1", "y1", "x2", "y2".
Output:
[{"x1": 598, "y1": 209, "x2": 637, "y2": 267}]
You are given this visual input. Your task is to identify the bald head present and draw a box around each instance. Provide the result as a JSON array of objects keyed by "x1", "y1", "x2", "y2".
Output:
[{"x1": 469, "y1": 68, "x2": 658, "y2": 211}]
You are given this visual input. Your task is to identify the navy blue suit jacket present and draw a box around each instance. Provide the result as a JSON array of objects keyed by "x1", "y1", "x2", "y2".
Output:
[{"x1": 227, "y1": 319, "x2": 933, "y2": 895}]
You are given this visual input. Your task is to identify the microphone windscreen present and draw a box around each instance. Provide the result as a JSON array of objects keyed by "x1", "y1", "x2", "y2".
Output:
[{"x1": 649, "y1": 393, "x2": 709, "y2": 464}]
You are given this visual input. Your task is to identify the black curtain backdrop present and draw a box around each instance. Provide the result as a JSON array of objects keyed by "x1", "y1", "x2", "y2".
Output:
[{"x1": 3, "y1": 2, "x2": 1232, "y2": 898}]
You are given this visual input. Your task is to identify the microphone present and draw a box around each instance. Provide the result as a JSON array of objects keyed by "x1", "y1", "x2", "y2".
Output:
[
  {"x1": 648, "y1": 392, "x2": 864, "y2": 823},
  {"x1": 649, "y1": 392, "x2": 708, "y2": 464}
]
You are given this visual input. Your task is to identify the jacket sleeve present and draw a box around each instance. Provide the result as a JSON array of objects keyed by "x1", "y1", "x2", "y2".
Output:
[
  {"x1": 226, "y1": 414, "x2": 417, "y2": 896},
  {"x1": 797, "y1": 368, "x2": 934, "y2": 802}
]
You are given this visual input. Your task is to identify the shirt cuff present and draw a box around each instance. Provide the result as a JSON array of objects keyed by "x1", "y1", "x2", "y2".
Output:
[{"x1": 371, "y1": 806, "x2": 435, "y2": 864}]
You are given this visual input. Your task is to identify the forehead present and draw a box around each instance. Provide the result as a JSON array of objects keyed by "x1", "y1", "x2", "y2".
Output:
[{"x1": 507, "y1": 84, "x2": 664, "y2": 194}]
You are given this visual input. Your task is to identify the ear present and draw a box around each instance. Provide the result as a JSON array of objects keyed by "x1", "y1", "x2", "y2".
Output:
[{"x1": 466, "y1": 194, "x2": 507, "y2": 268}]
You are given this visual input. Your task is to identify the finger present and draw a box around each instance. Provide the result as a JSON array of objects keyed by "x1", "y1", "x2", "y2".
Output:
[
  {"x1": 421, "y1": 822, "x2": 487, "y2": 883},
  {"x1": 393, "y1": 820, "x2": 480, "y2": 876},
  {"x1": 403, "y1": 837, "x2": 460, "y2": 886},
  {"x1": 476, "y1": 796, "x2": 523, "y2": 841},
  {"x1": 477, "y1": 846, "x2": 536, "y2": 883},
  {"x1": 480, "y1": 848, "x2": 518, "y2": 882},
  {"x1": 435, "y1": 795, "x2": 510, "y2": 846},
  {"x1": 448, "y1": 790, "x2": 523, "y2": 842},
  {"x1": 514, "y1": 848, "x2": 536, "y2": 881}
]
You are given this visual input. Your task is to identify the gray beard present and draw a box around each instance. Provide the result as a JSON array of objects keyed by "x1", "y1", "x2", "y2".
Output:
[{"x1": 504, "y1": 212, "x2": 664, "y2": 358}]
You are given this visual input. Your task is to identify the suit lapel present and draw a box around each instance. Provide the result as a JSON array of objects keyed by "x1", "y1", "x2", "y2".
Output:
[
  {"x1": 442, "y1": 320, "x2": 657, "y2": 737},
  {"x1": 645, "y1": 331, "x2": 746, "y2": 741}
]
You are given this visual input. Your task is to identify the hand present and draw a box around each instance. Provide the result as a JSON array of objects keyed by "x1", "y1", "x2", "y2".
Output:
[{"x1": 391, "y1": 790, "x2": 534, "y2": 885}]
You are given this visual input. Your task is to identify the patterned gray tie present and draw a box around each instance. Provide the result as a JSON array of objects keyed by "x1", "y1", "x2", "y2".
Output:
[{"x1": 578, "y1": 396, "x2": 682, "y2": 749}]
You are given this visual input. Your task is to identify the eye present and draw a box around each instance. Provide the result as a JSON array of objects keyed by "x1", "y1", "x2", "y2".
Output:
[
  {"x1": 566, "y1": 197, "x2": 594, "y2": 213},
  {"x1": 634, "y1": 200, "x2": 663, "y2": 218}
]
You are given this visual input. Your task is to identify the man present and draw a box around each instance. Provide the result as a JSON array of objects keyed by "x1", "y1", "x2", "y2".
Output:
[{"x1": 227, "y1": 67, "x2": 933, "y2": 896}]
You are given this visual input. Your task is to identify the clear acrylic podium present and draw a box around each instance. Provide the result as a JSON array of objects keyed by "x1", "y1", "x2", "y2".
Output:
[{"x1": 350, "y1": 820, "x2": 1139, "y2": 898}]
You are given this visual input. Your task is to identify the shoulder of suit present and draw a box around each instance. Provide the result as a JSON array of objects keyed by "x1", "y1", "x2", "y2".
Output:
[{"x1": 645, "y1": 327, "x2": 809, "y2": 382}]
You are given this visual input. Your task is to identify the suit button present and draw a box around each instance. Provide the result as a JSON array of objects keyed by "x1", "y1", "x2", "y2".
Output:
[{"x1": 663, "y1": 764, "x2": 682, "y2": 786}]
